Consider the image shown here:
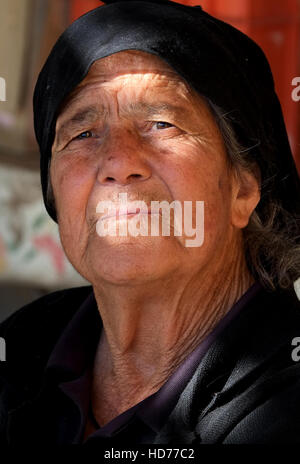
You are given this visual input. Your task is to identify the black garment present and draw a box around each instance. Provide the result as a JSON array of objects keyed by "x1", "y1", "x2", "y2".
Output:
[
  {"x1": 0, "y1": 284, "x2": 300, "y2": 444},
  {"x1": 33, "y1": 0, "x2": 300, "y2": 224},
  {"x1": 43, "y1": 282, "x2": 262, "y2": 444}
]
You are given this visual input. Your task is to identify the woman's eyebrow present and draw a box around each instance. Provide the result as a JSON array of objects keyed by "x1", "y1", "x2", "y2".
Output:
[
  {"x1": 123, "y1": 101, "x2": 184, "y2": 117},
  {"x1": 54, "y1": 106, "x2": 105, "y2": 146},
  {"x1": 57, "y1": 106, "x2": 103, "y2": 133}
]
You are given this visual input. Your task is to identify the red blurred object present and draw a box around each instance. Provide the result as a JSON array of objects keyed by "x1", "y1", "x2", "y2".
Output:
[
  {"x1": 70, "y1": 0, "x2": 103, "y2": 21},
  {"x1": 69, "y1": 0, "x2": 300, "y2": 172}
]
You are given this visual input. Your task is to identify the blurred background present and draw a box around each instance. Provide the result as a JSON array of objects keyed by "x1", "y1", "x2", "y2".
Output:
[{"x1": 0, "y1": 0, "x2": 300, "y2": 322}]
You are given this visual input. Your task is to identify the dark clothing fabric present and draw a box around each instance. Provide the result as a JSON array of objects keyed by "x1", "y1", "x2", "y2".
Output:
[
  {"x1": 0, "y1": 283, "x2": 300, "y2": 444},
  {"x1": 33, "y1": 0, "x2": 300, "y2": 224},
  {"x1": 41, "y1": 282, "x2": 261, "y2": 444}
]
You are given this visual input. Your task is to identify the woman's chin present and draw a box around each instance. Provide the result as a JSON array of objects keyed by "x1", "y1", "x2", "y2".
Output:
[{"x1": 85, "y1": 236, "x2": 180, "y2": 285}]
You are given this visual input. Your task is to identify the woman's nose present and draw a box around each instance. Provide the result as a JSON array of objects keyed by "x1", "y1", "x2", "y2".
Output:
[{"x1": 96, "y1": 127, "x2": 152, "y2": 186}]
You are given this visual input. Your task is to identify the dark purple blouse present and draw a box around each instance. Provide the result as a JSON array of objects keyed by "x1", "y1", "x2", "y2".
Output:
[{"x1": 45, "y1": 281, "x2": 262, "y2": 444}]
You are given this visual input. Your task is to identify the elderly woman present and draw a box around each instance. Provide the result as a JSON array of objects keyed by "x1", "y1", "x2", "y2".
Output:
[{"x1": 0, "y1": 0, "x2": 300, "y2": 446}]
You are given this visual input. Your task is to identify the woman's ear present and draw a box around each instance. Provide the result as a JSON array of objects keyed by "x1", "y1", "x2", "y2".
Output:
[{"x1": 231, "y1": 167, "x2": 261, "y2": 229}]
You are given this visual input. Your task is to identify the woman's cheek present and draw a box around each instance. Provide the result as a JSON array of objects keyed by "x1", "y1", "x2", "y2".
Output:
[{"x1": 51, "y1": 155, "x2": 96, "y2": 221}]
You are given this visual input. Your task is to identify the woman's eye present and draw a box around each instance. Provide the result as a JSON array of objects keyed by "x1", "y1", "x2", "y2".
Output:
[
  {"x1": 75, "y1": 130, "x2": 93, "y2": 140},
  {"x1": 154, "y1": 121, "x2": 174, "y2": 130}
]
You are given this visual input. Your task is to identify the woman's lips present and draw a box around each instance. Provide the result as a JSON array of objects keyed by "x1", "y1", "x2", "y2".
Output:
[{"x1": 100, "y1": 209, "x2": 158, "y2": 221}]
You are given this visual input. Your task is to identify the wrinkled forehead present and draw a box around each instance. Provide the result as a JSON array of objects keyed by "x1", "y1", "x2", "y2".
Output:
[{"x1": 59, "y1": 50, "x2": 201, "y2": 115}]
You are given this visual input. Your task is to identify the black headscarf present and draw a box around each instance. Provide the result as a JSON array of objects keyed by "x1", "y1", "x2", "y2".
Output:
[{"x1": 33, "y1": 0, "x2": 300, "y2": 224}]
